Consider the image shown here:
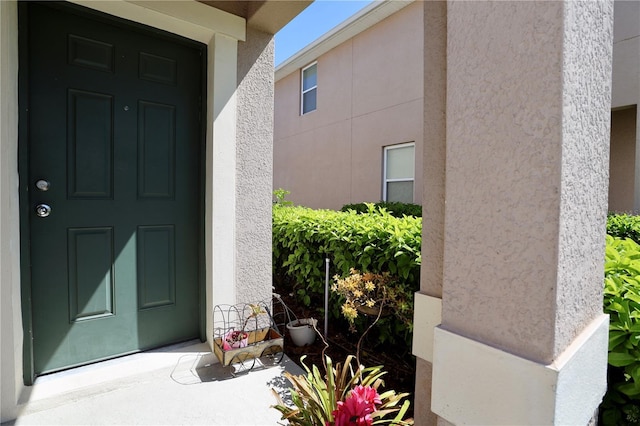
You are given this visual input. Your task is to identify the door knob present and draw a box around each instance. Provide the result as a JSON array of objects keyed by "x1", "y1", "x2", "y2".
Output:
[
  {"x1": 35, "y1": 179, "x2": 51, "y2": 192},
  {"x1": 35, "y1": 204, "x2": 51, "y2": 218}
]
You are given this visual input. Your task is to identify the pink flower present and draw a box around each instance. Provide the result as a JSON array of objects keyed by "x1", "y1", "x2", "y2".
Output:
[{"x1": 331, "y1": 386, "x2": 381, "y2": 426}]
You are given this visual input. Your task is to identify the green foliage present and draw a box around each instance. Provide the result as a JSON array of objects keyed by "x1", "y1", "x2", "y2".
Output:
[
  {"x1": 271, "y1": 354, "x2": 413, "y2": 425},
  {"x1": 273, "y1": 188, "x2": 294, "y2": 206},
  {"x1": 272, "y1": 205, "x2": 421, "y2": 349},
  {"x1": 607, "y1": 213, "x2": 640, "y2": 242},
  {"x1": 601, "y1": 235, "x2": 640, "y2": 425},
  {"x1": 341, "y1": 202, "x2": 422, "y2": 218}
]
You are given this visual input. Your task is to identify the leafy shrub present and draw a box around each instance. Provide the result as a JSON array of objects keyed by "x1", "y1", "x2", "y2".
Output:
[
  {"x1": 600, "y1": 235, "x2": 640, "y2": 425},
  {"x1": 272, "y1": 204, "x2": 421, "y2": 349},
  {"x1": 607, "y1": 213, "x2": 640, "y2": 242},
  {"x1": 340, "y1": 202, "x2": 422, "y2": 218},
  {"x1": 272, "y1": 354, "x2": 413, "y2": 425},
  {"x1": 273, "y1": 188, "x2": 294, "y2": 206}
]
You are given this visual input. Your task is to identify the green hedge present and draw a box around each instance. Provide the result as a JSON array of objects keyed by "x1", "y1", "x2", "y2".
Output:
[
  {"x1": 272, "y1": 204, "x2": 421, "y2": 349},
  {"x1": 340, "y1": 201, "x2": 422, "y2": 218},
  {"x1": 601, "y1": 235, "x2": 640, "y2": 425},
  {"x1": 608, "y1": 213, "x2": 640, "y2": 242}
]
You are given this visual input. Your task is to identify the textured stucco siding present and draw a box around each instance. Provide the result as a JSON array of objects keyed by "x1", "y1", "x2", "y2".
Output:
[
  {"x1": 413, "y1": 2, "x2": 446, "y2": 423},
  {"x1": 235, "y1": 27, "x2": 275, "y2": 304},
  {"x1": 443, "y1": 1, "x2": 613, "y2": 364},
  {"x1": 444, "y1": 1, "x2": 565, "y2": 363},
  {"x1": 555, "y1": 0, "x2": 613, "y2": 360},
  {"x1": 421, "y1": 0, "x2": 447, "y2": 300}
]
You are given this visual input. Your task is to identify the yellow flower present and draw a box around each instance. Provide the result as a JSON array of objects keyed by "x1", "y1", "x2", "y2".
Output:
[
  {"x1": 364, "y1": 281, "x2": 375, "y2": 292},
  {"x1": 365, "y1": 299, "x2": 376, "y2": 308},
  {"x1": 341, "y1": 304, "x2": 358, "y2": 322}
]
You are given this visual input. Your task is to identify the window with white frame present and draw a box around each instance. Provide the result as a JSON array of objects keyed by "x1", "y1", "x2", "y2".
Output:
[
  {"x1": 383, "y1": 143, "x2": 415, "y2": 203},
  {"x1": 301, "y1": 62, "x2": 317, "y2": 115}
]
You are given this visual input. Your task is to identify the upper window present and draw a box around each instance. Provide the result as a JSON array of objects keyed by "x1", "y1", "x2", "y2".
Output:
[
  {"x1": 383, "y1": 143, "x2": 415, "y2": 203},
  {"x1": 301, "y1": 62, "x2": 317, "y2": 115}
]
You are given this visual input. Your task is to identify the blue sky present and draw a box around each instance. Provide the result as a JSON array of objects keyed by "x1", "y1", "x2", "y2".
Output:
[{"x1": 275, "y1": 0, "x2": 375, "y2": 66}]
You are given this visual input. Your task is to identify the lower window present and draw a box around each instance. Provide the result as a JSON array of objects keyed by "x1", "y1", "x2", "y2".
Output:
[{"x1": 383, "y1": 143, "x2": 415, "y2": 203}]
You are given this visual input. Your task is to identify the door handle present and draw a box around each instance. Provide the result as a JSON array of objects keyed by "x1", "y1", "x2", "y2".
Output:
[
  {"x1": 35, "y1": 179, "x2": 51, "y2": 192},
  {"x1": 35, "y1": 204, "x2": 52, "y2": 218}
]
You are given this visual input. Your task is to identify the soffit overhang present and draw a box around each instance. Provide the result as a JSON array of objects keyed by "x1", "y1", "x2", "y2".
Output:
[{"x1": 198, "y1": 0, "x2": 313, "y2": 34}]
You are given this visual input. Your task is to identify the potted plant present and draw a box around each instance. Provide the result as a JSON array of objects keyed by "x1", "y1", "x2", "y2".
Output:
[
  {"x1": 286, "y1": 318, "x2": 318, "y2": 347},
  {"x1": 272, "y1": 292, "x2": 319, "y2": 347}
]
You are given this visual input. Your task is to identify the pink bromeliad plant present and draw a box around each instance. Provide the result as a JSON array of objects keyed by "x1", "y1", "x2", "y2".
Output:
[
  {"x1": 271, "y1": 353, "x2": 413, "y2": 425},
  {"x1": 332, "y1": 385, "x2": 382, "y2": 426}
]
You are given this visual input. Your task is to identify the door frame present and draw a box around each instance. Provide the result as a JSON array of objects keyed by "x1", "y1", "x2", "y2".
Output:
[{"x1": 17, "y1": 1, "x2": 209, "y2": 384}]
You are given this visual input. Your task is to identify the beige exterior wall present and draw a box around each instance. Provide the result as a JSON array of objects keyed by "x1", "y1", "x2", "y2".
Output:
[
  {"x1": 274, "y1": 1, "x2": 423, "y2": 210},
  {"x1": 609, "y1": 106, "x2": 638, "y2": 213},
  {"x1": 611, "y1": 0, "x2": 639, "y2": 110},
  {"x1": 609, "y1": 0, "x2": 640, "y2": 213}
]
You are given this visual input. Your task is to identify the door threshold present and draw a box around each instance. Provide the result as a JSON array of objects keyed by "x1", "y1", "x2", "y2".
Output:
[{"x1": 20, "y1": 340, "x2": 211, "y2": 406}]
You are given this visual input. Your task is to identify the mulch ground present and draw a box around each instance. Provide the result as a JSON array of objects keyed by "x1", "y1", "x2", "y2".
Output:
[{"x1": 276, "y1": 291, "x2": 416, "y2": 418}]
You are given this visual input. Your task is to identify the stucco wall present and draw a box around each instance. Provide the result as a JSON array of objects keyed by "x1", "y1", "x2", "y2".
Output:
[
  {"x1": 413, "y1": 1, "x2": 446, "y2": 423},
  {"x1": 555, "y1": 0, "x2": 612, "y2": 362},
  {"x1": 609, "y1": 0, "x2": 639, "y2": 213},
  {"x1": 609, "y1": 107, "x2": 637, "y2": 213},
  {"x1": 273, "y1": 1, "x2": 424, "y2": 210},
  {"x1": 235, "y1": 27, "x2": 275, "y2": 304},
  {"x1": 611, "y1": 0, "x2": 639, "y2": 109},
  {"x1": 428, "y1": 2, "x2": 611, "y2": 422},
  {"x1": 443, "y1": 0, "x2": 612, "y2": 364}
]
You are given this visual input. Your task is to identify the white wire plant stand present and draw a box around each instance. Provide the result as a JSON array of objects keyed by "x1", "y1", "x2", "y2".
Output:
[{"x1": 213, "y1": 298, "x2": 286, "y2": 372}]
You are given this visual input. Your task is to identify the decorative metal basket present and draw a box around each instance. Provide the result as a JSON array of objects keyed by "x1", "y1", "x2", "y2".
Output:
[{"x1": 212, "y1": 299, "x2": 286, "y2": 368}]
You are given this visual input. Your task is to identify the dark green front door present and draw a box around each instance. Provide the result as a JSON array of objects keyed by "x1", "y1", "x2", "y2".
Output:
[{"x1": 24, "y1": 3, "x2": 203, "y2": 375}]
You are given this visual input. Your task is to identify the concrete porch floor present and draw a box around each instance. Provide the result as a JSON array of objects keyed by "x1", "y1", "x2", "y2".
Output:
[{"x1": 4, "y1": 340, "x2": 305, "y2": 425}]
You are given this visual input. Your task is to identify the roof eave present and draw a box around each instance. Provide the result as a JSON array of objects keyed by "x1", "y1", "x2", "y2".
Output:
[{"x1": 275, "y1": 0, "x2": 413, "y2": 82}]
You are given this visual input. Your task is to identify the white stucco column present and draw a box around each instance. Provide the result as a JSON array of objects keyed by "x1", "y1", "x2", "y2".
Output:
[
  {"x1": 206, "y1": 32, "x2": 239, "y2": 346},
  {"x1": 420, "y1": 2, "x2": 614, "y2": 424},
  {"x1": 234, "y1": 28, "x2": 276, "y2": 305},
  {"x1": 0, "y1": 1, "x2": 24, "y2": 422}
]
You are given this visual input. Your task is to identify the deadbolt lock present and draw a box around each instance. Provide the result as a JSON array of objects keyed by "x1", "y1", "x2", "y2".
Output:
[{"x1": 35, "y1": 204, "x2": 51, "y2": 218}]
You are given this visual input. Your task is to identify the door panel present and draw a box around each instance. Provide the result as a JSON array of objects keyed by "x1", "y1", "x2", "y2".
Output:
[
  {"x1": 67, "y1": 89, "x2": 114, "y2": 199},
  {"x1": 138, "y1": 101, "x2": 176, "y2": 199},
  {"x1": 137, "y1": 225, "x2": 176, "y2": 310},
  {"x1": 26, "y1": 2, "x2": 203, "y2": 375},
  {"x1": 68, "y1": 227, "x2": 115, "y2": 321}
]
